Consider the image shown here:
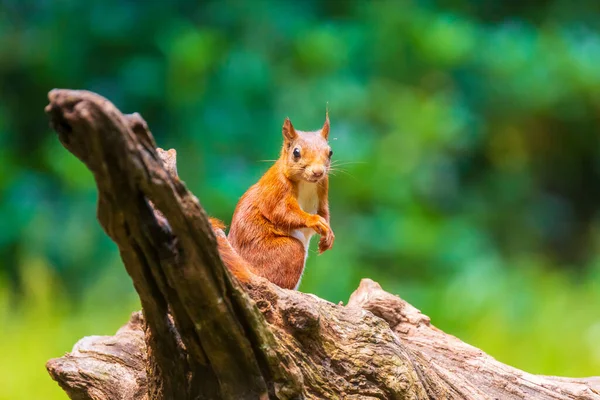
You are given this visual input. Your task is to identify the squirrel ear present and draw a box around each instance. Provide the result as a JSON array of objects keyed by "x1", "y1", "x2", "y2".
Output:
[
  {"x1": 321, "y1": 109, "x2": 330, "y2": 140},
  {"x1": 283, "y1": 117, "x2": 297, "y2": 141}
]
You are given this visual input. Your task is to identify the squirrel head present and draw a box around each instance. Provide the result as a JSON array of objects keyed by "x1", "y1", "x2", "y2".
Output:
[{"x1": 281, "y1": 112, "x2": 332, "y2": 183}]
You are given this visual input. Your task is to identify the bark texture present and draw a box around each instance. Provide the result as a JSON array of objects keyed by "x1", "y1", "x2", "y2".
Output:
[{"x1": 44, "y1": 89, "x2": 600, "y2": 400}]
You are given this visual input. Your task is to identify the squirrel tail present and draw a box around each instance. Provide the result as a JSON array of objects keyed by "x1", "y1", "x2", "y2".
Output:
[{"x1": 208, "y1": 217, "x2": 255, "y2": 284}]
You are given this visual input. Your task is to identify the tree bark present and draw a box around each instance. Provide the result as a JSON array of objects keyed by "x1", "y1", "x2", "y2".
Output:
[{"x1": 44, "y1": 89, "x2": 600, "y2": 400}]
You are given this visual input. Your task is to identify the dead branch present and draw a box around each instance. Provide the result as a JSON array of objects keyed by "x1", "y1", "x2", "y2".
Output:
[{"x1": 44, "y1": 89, "x2": 600, "y2": 400}]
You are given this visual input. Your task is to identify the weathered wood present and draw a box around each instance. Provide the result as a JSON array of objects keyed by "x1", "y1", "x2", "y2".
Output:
[
  {"x1": 46, "y1": 312, "x2": 149, "y2": 400},
  {"x1": 44, "y1": 89, "x2": 280, "y2": 400},
  {"x1": 47, "y1": 277, "x2": 600, "y2": 400},
  {"x1": 347, "y1": 279, "x2": 600, "y2": 399},
  {"x1": 45, "y1": 89, "x2": 600, "y2": 400}
]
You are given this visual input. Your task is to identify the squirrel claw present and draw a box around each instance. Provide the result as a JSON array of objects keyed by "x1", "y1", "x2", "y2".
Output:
[
  {"x1": 310, "y1": 215, "x2": 330, "y2": 237},
  {"x1": 318, "y1": 230, "x2": 335, "y2": 253}
]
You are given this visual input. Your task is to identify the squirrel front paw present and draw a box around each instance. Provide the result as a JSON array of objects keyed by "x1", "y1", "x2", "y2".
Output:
[
  {"x1": 309, "y1": 215, "x2": 334, "y2": 253},
  {"x1": 318, "y1": 228, "x2": 335, "y2": 254},
  {"x1": 309, "y1": 215, "x2": 329, "y2": 236}
]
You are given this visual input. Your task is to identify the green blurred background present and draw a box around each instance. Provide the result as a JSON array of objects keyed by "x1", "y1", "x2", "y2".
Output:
[{"x1": 2, "y1": 0, "x2": 600, "y2": 398}]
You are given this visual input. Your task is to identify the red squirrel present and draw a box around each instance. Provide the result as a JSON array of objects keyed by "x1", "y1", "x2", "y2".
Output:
[{"x1": 222, "y1": 114, "x2": 335, "y2": 289}]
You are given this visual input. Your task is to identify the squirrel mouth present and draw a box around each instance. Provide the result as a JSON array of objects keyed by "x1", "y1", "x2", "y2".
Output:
[{"x1": 304, "y1": 176, "x2": 324, "y2": 183}]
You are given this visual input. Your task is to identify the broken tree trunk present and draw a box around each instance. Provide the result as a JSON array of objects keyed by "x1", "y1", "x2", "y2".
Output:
[{"x1": 44, "y1": 89, "x2": 600, "y2": 400}]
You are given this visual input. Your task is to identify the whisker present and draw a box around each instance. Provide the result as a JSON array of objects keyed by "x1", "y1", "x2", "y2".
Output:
[
  {"x1": 330, "y1": 161, "x2": 367, "y2": 167},
  {"x1": 329, "y1": 167, "x2": 349, "y2": 173},
  {"x1": 328, "y1": 168, "x2": 357, "y2": 180}
]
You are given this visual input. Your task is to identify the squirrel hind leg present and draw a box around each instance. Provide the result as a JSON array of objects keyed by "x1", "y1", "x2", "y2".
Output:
[{"x1": 249, "y1": 237, "x2": 307, "y2": 290}]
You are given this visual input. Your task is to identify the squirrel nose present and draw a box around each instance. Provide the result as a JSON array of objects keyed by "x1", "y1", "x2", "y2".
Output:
[{"x1": 312, "y1": 167, "x2": 325, "y2": 178}]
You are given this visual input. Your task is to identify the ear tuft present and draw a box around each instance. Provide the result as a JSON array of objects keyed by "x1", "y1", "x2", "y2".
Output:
[
  {"x1": 321, "y1": 108, "x2": 330, "y2": 140},
  {"x1": 283, "y1": 117, "x2": 297, "y2": 141}
]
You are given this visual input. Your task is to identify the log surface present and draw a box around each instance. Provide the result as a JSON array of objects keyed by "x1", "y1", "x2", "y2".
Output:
[{"x1": 44, "y1": 89, "x2": 600, "y2": 400}]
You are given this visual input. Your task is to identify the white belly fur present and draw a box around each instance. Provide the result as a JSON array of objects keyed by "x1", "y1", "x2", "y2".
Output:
[
  {"x1": 290, "y1": 181, "x2": 319, "y2": 289},
  {"x1": 292, "y1": 181, "x2": 319, "y2": 248},
  {"x1": 297, "y1": 181, "x2": 319, "y2": 214}
]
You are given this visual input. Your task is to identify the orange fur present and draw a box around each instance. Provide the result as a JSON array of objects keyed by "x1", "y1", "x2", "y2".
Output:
[
  {"x1": 227, "y1": 115, "x2": 335, "y2": 289},
  {"x1": 208, "y1": 217, "x2": 255, "y2": 284}
]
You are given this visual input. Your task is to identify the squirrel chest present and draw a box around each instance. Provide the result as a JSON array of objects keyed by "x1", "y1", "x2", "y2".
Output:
[{"x1": 291, "y1": 181, "x2": 319, "y2": 248}]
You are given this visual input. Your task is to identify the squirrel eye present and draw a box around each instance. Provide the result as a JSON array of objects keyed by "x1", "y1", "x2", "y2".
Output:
[
  {"x1": 293, "y1": 148, "x2": 301, "y2": 158},
  {"x1": 329, "y1": 150, "x2": 333, "y2": 158}
]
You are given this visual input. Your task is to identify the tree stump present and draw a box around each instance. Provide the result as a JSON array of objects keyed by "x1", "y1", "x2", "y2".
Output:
[{"x1": 44, "y1": 89, "x2": 600, "y2": 400}]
